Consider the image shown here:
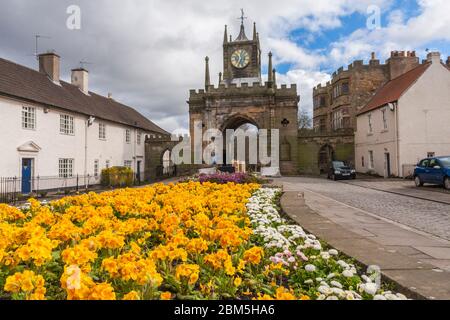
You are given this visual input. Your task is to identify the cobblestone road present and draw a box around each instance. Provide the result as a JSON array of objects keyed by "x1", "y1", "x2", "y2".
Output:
[{"x1": 277, "y1": 177, "x2": 450, "y2": 241}]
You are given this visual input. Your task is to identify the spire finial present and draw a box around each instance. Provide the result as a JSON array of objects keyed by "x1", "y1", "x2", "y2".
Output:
[
  {"x1": 219, "y1": 72, "x2": 222, "y2": 85},
  {"x1": 268, "y1": 52, "x2": 273, "y2": 84},
  {"x1": 238, "y1": 9, "x2": 247, "y2": 25},
  {"x1": 273, "y1": 69, "x2": 277, "y2": 87},
  {"x1": 253, "y1": 22, "x2": 257, "y2": 40},
  {"x1": 235, "y1": 9, "x2": 248, "y2": 41},
  {"x1": 224, "y1": 25, "x2": 228, "y2": 44},
  {"x1": 205, "y1": 56, "x2": 210, "y2": 91}
]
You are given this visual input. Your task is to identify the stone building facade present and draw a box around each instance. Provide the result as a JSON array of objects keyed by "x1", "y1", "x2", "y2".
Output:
[
  {"x1": 299, "y1": 51, "x2": 423, "y2": 174},
  {"x1": 188, "y1": 20, "x2": 300, "y2": 175},
  {"x1": 313, "y1": 51, "x2": 420, "y2": 133}
]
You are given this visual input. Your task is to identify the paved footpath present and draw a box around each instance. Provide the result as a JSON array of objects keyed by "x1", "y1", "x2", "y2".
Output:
[{"x1": 274, "y1": 177, "x2": 450, "y2": 300}]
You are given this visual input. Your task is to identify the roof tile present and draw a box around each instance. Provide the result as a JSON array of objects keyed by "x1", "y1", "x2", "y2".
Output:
[{"x1": 0, "y1": 57, "x2": 168, "y2": 135}]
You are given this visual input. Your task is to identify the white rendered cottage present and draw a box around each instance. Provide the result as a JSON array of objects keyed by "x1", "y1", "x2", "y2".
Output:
[
  {"x1": 0, "y1": 52, "x2": 168, "y2": 193},
  {"x1": 355, "y1": 52, "x2": 450, "y2": 178}
]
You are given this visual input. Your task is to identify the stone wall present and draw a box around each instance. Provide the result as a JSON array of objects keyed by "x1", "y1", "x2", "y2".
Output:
[{"x1": 297, "y1": 129, "x2": 355, "y2": 175}]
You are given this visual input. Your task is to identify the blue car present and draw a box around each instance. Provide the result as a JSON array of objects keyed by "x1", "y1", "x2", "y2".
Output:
[{"x1": 414, "y1": 156, "x2": 450, "y2": 190}]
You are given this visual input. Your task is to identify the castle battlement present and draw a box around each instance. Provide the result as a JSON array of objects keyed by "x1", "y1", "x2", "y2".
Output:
[{"x1": 189, "y1": 82, "x2": 297, "y2": 99}]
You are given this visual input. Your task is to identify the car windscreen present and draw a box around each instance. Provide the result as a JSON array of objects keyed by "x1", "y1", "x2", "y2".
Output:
[
  {"x1": 439, "y1": 157, "x2": 450, "y2": 168},
  {"x1": 333, "y1": 161, "x2": 346, "y2": 168}
]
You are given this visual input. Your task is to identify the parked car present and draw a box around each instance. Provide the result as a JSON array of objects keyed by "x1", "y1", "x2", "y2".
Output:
[
  {"x1": 414, "y1": 156, "x2": 450, "y2": 190},
  {"x1": 327, "y1": 161, "x2": 356, "y2": 181}
]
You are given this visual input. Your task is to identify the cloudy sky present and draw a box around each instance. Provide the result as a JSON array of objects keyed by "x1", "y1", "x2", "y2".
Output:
[{"x1": 0, "y1": 0, "x2": 449, "y2": 133}]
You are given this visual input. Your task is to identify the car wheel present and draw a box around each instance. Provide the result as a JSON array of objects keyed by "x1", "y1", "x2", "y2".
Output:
[
  {"x1": 444, "y1": 177, "x2": 450, "y2": 190},
  {"x1": 414, "y1": 176, "x2": 423, "y2": 187}
]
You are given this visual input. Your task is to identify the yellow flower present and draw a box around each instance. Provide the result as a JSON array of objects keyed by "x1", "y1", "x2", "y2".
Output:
[
  {"x1": 123, "y1": 291, "x2": 141, "y2": 300},
  {"x1": 243, "y1": 247, "x2": 264, "y2": 265},
  {"x1": 234, "y1": 277, "x2": 242, "y2": 287},
  {"x1": 160, "y1": 292, "x2": 172, "y2": 300},
  {"x1": 175, "y1": 264, "x2": 200, "y2": 286}
]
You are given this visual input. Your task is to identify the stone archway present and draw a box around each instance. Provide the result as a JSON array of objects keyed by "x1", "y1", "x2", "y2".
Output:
[
  {"x1": 144, "y1": 136, "x2": 179, "y2": 181},
  {"x1": 319, "y1": 144, "x2": 335, "y2": 174},
  {"x1": 220, "y1": 114, "x2": 260, "y2": 172}
]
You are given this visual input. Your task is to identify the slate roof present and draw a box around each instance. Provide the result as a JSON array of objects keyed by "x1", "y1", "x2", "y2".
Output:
[
  {"x1": 0, "y1": 57, "x2": 168, "y2": 135},
  {"x1": 358, "y1": 63, "x2": 431, "y2": 116}
]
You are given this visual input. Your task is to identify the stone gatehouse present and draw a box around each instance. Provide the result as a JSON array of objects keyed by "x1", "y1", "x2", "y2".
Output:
[{"x1": 188, "y1": 19, "x2": 299, "y2": 175}]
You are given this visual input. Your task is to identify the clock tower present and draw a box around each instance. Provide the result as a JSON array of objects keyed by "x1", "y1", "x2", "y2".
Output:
[
  {"x1": 222, "y1": 16, "x2": 261, "y2": 85},
  {"x1": 188, "y1": 12, "x2": 300, "y2": 176}
]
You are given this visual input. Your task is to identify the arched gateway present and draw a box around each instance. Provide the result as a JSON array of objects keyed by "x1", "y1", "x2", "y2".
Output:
[{"x1": 188, "y1": 18, "x2": 300, "y2": 175}]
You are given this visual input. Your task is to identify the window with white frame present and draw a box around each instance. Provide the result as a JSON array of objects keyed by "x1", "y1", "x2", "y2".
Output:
[
  {"x1": 94, "y1": 160, "x2": 99, "y2": 177},
  {"x1": 382, "y1": 109, "x2": 388, "y2": 131},
  {"x1": 369, "y1": 151, "x2": 374, "y2": 169},
  {"x1": 125, "y1": 129, "x2": 131, "y2": 144},
  {"x1": 60, "y1": 114, "x2": 74, "y2": 135},
  {"x1": 368, "y1": 114, "x2": 373, "y2": 133},
  {"x1": 124, "y1": 160, "x2": 132, "y2": 168},
  {"x1": 59, "y1": 159, "x2": 74, "y2": 178},
  {"x1": 105, "y1": 160, "x2": 111, "y2": 169},
  {"x1": 99, "y1": 123, "x2": 106, "y2": 140},
  {"x1": 137, "y1": 132, "x2": 141, "y2": 145},
  {"x1": 22, "y1": 106, "x2": 36, "y2": 130}
]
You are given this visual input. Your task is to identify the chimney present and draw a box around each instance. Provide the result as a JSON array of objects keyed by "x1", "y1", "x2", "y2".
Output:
[
  {"x1": 38, "y1": 52, "x2": 60, "y2": 83},
  {"x1": 371, "y1": 52, "x2": 376, "y2": 60},
  {"x1": 387, "y1": 49, "x2": 420, "y2": 79},
  {"x1": 71, "y1": 68, "x2": 89, "y2": 95},
  {"x1": 427, "y1": 52, "x2": 441, "y2": 64}
]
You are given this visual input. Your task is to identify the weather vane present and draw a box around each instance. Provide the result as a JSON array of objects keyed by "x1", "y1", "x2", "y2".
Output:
[{"x1": 238, "y1": 9, "x2": 247, "y2": 25}]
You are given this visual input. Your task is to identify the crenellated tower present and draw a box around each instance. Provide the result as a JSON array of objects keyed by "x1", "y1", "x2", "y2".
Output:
[{"x1": 189, "y1": 12, "x2": 300, "y2": 175}]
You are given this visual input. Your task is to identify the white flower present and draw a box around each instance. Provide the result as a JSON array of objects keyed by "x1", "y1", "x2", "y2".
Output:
[
  {"x1": 326, "y1": 296, "x2": 339, "y2": 300},
  {"x1": 304, "y1": 279, "x2": 314, "y2": 285},
  {"x1": 318, "y1": 286, "x2": 333, "y2": 295},
  {"x1": 329, "y1": 249, "x2": 339, "y2": 256},
  {"x1": 396, "y1": 293, "x2": 408, "y2": 300},
  {"x1": 331, "y1": 281, "x2": 343, "y2": 289},
  {"x1": 361, "y1": 275, "x2": 372, "y2": 283},
  {"x1": 288, "y1": 257, "x2": 296, "y2": 263},
  {"x1": 316, "y1": 277, "x2": 323, "y2": 282},
  {"x1": 385, "y1": 294, "x2": 400, "y2": 300},
  {"x1": 373, "y1": 295, "x2": 387, "y2": 300},
  {"x1": 321, "y1": 252, "x2": 330, "y2": 260},
  {"x1": 342, "y1": 270, "x2": 354, "y2": 278},
  {"x1": 327, "y1": 273, "x2": 336, "y2": 279},
  {"x1": 305, "y1": 264, "x2": 316, "y2": 272},
  {"x1": 317, "y1": 294, "x2": 326, "y2": 300},
  {"x1": 361, "y1": 283, "x2": 378, "y2": 296}
]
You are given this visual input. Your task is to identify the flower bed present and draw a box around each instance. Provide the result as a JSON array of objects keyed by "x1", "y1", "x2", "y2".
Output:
[
  {"x1": 0, "y1": 182, "x2": 407, "y2": 300},
  {"x1": 196, "y1": 172, "x2": 266, "y2": 185}
]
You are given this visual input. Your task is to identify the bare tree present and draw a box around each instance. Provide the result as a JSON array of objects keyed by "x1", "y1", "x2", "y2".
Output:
[{"x1": 298, "y1": 109, "x2": 313, "y2": 129}]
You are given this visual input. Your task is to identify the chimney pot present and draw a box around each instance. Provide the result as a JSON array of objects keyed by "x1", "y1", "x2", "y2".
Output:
[
  {"x1": 71, "y1": 68, "x2": 89, "y2": 95},
  {"x1": 38, "y1": 52, "x2": 60, "y2": 83},
  {"x1": 371, "y1": 52, "x2": 376, "y2": 60}
]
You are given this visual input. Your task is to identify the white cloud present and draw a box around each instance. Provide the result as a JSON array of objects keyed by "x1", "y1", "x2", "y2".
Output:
[{"x1": 0, "y1": 0, "x2": 448, "y2": 132}]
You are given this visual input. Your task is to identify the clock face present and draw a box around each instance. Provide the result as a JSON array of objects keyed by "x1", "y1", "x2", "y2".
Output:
[{"x1": 231, "y1": 49, "x2": 250, "y2": 69}]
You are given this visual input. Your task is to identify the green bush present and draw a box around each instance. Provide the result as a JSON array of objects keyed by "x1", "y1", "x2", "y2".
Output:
[{"x1": 101, "y1": 166, "x2": 134, "y2": 188}]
